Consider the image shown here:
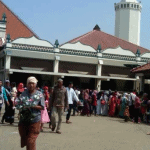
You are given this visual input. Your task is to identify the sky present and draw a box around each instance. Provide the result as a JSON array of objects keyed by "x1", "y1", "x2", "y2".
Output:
[{"x1": 3, "y1": 0, "x2": 150, "y2": 49}]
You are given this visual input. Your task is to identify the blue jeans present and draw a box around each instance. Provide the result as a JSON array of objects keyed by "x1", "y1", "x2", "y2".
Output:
[{"x1": 66, "y1": 104, "x2": 74, "y2": 120}]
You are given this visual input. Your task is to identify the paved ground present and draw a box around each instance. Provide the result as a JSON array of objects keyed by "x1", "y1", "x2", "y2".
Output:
[{"x1": 0, "y1": 109, "x2": 150, "y2": 150}]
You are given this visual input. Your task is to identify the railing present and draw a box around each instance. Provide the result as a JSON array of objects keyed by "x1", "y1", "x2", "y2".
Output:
[
  {"x1": 12, "y1": 44, "x2": 54, "y2": 53},
  {"x1": 102, "y1": 53, "x2": 136, "y2": 61},
  {"x1": 9, "y1": 44, "x2": 150, "y2": 63},
  {"x1": 141, "y1": 57, "x2": 150, "y2": 62},
  {"x1": 59, "y1": 48, "x2": 97, "y2": 57}
]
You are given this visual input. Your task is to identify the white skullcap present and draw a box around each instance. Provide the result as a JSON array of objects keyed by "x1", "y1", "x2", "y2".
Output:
[
  {"x1": 5, "y1": 80, "x2": 10, "y2": 83},
  {"x1": 58, "y1": 78, "x2": 63, "y2": 82},
  {"x1": 27, "y1": 76, "x2": 38, "y2": 85},
  {"x1": 131, "y1": 93, "x2": 136, "y2": 101}
]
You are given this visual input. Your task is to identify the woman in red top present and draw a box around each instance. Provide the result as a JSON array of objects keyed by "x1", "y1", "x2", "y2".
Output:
[
  {"x1": 92, "y1": 90, "x2": 97, "y2": 116},
  {"x1": 134, "y1": 95, "x2": 141, "y2": 123},
  {"x1": 43, "y1": 86, "x2": 49, "y2": 101},
  {"x1": 115, "y1": 95, "x2": 121, "y2": 117},
  {"x1": 108, "y1": 92, "x2": 117, "y2": 117},
  {"x1": 81, "y1": 89, "x2": 90, "y2": 117}
]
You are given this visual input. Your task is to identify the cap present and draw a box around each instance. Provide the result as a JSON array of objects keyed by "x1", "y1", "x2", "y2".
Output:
[
  {"x1": 5, "y1": 80, "x2": 10, "y2": 83},
  {"x1": 58, "y1": 78, "x2": 63, "y2": 82}
]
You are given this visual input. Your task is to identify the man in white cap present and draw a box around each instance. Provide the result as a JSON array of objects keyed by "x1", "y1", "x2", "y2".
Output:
[
  {"x1": 50, "y1": 78, "x2": 68, "y2": 134},
  {"x1": 18, "y1": 76, "x2": 45, "y2": 150},
  {"x1": 66, "y1": 82, "x2": 79, "y2": 124}
]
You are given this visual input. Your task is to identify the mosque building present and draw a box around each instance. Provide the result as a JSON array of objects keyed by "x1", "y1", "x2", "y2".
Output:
[{"x1": 0, "y1": 0, "x2": 149, "y2": 92}]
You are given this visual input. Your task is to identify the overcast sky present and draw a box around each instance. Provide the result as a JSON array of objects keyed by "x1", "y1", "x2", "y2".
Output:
[{"x1": 3, "y1": 0, "x2": 150, "y2": 49}]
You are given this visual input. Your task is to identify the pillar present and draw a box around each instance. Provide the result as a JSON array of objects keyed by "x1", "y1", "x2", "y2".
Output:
[
  {"x1": 140, "y1": 76, "x2": 144, "y2": 92},
  {"x1": 135, "y1": 73, "x2": 144, "y2": 93},
  {"x1": 96, "y1": 60, "x2": 103, "y2": 91},
  {"x1": 53, "y1": 55, "x2": 60, "y2": 87},
  {"x1": 53, "y1": 59, "x2": 59, "y2": 73},
  {"x1": 4, "y1": 55, "x2": 11, "y2": 81}
]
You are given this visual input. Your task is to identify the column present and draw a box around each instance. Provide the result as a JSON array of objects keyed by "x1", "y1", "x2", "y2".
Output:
[
  {"x1": 135, "y1": 74, "x2": 144, "y2": 93},
  {"x1": 53, "y1": 59, "x2": 59, "y2": 73},
  {"x1": 140, "y1": 76, "x2": 144, "y2": 92},
  {"x1": 5, "y1": 55, "x2": 11, "y2": 81},
  {"x1": 96, "y1": 60, "x2": 103, "y2": 91},
  {"x1": 53, "y1": 55, "x2": 60, "y2": 87}
]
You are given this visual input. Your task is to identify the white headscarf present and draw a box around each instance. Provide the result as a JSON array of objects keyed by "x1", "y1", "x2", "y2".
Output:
[
  {"x1": 131, "y1": 93, "x2": 136, "y2": 101},
  {"x1": 27, "y1": 76, "x2": 38, "y2": 85}
]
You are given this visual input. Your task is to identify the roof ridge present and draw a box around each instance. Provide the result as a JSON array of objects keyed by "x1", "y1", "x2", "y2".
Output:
[{"x1": 0, "y1": 0, "x2": 39, "y2": 39}]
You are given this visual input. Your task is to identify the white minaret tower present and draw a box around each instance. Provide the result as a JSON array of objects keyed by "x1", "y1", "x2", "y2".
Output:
[{"x1": 114, "y1": 0, "x2": 142, "y2": 45}]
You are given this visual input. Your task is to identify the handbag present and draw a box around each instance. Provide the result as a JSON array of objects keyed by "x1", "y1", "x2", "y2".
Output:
[
  {"x1": 20, "y1": 108, "x2": 36, "y2": 124},
  {"x1": 101, "y1": 100, "x2": 105, "y2": 105}
]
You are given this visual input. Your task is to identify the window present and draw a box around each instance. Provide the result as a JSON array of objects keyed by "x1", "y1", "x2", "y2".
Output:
[
  {"x1": 131, "y1": 4, "x2": 133, "y2": 8},
  {"x1": 124, "y1": 4, "x2": 126, "y2": 8},
  {"x1": 137, "y1": 5, "x2": 139, "y2": 8},
  {"x1": 127, "y1": 4, "x2": 129, "y2": 8},
  {"x1": 121, "y1": 4, "x2": 123, "y2": 8},
  {"x1": 134, "y1": 4, "x2": 136, "y2": 8},
  {"x1": 118, "y1": 5, "x2": 119, "y2": 9}
]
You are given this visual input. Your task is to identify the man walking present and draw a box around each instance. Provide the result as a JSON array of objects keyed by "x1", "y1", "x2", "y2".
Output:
[
  {"x1": 66, "y1": 82, "x2": 79, "y2": 124},
  {"x1": 50, "y1": 79, "x2": 68, "y2": 134}
]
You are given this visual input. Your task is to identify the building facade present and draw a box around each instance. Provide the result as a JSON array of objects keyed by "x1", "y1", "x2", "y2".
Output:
[{"x1": 0, "y1": 0, "x2": 150, "y2": 93}]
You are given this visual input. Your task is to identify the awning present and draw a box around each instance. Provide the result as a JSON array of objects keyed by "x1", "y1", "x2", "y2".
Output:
[{"x1": 9, "y1": 69, "x2": 137, "y2": 81}]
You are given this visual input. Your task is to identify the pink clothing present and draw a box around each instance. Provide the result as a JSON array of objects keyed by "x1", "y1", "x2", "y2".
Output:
[
  {"x1": 84, "y1": 92, "x2": 89, "y2": 100},
  {"x1": 134, "y1": 97, "x2": 141, "y2": 109},
  {"x1": 109, "y1": 96, "x2": 116, "y2": 117},
  {"x1": 41, "y1": 100, "x2": 50, "y2": 123},
  {"x1": 92, "y1": 94, "x2": 97, "y2": 106}
]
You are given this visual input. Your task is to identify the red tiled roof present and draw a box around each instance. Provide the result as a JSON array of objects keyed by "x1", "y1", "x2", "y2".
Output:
[
  {"x1": 0, "y1": 1, "x2": 38, "y2": 41},
  {"x1": 67, "y1": 26, "x2": 150, "y2": 54},
  {"x1": 131, "y1": 63, "x2": 150, "y2": 73}
]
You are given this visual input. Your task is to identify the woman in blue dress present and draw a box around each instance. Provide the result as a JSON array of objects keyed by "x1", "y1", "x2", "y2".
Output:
[{"x1": 119, "y1": 93, "x2": 128, "y2": 118}]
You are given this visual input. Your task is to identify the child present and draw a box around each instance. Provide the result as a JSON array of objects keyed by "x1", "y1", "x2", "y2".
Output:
[
  {"x1": 40, "y1": 99, "x2": 50, "y2": 132},
  {"x1": 11, "y1": 82, "x2": 17, "y2": 109},
  {"x1": 124, "y1": 106, "x2": 130, "y2": 122}
]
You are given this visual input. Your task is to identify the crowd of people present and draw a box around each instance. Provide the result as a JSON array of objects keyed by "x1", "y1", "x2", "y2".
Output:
[{"x1": 0, "y1": 77, "x2": 150, "y2": 150}]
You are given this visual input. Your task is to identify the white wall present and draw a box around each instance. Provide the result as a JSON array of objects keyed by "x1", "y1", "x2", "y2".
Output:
[
  {"x1": 12, "y1": 36, "x2": 53, "y2": 47},
  {"x1": 115, "y1": 2, "x2": 141, "y2": 45},
  {"x1": 129, "y1": 9, "x2": 141, "y2": 45},
  {"x1": 102, "y1": 46, "x2": 135, "y2": 56},
  {"x1": 115, "y1": 9, "x2": 130, "y2": 41}
]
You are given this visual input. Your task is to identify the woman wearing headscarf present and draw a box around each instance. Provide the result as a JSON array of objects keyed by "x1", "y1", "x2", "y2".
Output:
[
  {"x1": 96, "y1": 91, "x2": 102, "y2": 115},
  {"x1": 115, "y1": 95, "x2": 121, "y2": 117},
  {"x1": 141, "y1": 93, "x2": 148, "y2": 122},
  {"x1": 81, "y1": 89, "x2": 90, "y2": 117},
  {"x1": 108, "y1": 92, "x2": 117, "y2": 117},
  {"x1": 101, "y1": 91, "x2": 108, "y2": 116},
  {"x1": 92, "y1": 90, "x2": 97, "y2": 116},
  {"x1": 17, "y1": 83, "x2": 25, "y2": 98},
  {"x1": 134, "y1": 94, "x2": 141, "y2": 123},
  {"x1": 119, "y1": 93, "x2": 128, "y2": 118},
  {"x1": 17, "y1": 77, "x2": 45, "y2": 150},
  {"x1": 43, "y1": 86, "x2": 49, "y2": 101}
]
